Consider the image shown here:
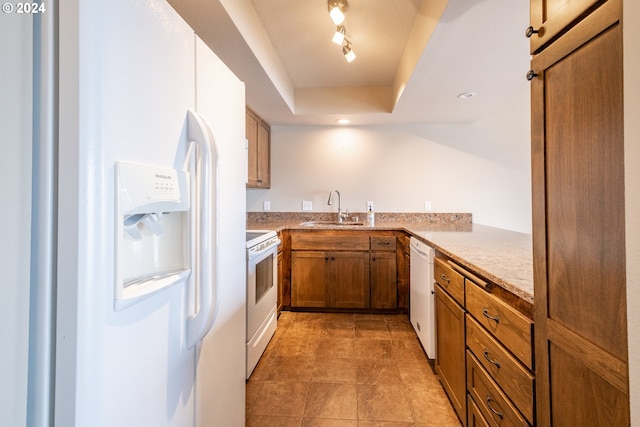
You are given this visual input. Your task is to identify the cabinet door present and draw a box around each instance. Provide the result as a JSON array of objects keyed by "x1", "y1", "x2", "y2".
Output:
[
  {"x1": 330, "y1": 251, "x2": 370, "y2": 309},
  {"x1": 291, "y1": 251, "x2": 329, "y2": 307},
  {"x1": 277, "y1": 249, "x2": 283, "y2": 314},
  {"x1": 246, "y1": 108, "x2": 270, "y2": 188},
  {"x1": 530, "y1": 1, "x2": 629, "y2": 425},
  {"x1": 435, "y1": 284, "x2": 466, "y2": 425},
  {"x1": 245, "y1": 110, "x2": 259, "y2": 186},
  {"x1": 370, "y1": 251, "x2": 397, "y2": 309},
  {"x1": 256, "y1": 121, "x2": 270, "y2": 187},
  {"x1": 529, "y1": 0, "x2": 606, "y2": 53}
]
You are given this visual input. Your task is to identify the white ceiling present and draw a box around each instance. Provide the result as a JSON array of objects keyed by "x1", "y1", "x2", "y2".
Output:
[{"x1": 167, "y1": 0, "x2": 531, "y2": 126}]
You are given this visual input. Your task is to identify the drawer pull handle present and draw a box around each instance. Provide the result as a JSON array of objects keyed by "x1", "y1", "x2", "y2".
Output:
[
  {"x1": 486, "y1": 396, "x2": 504, "y2": 419},
  {"x1": 483, "y1": 349, "x2": 501, "y2": 369},
  {"x1": 440, "y1": 274, "x2": 450, "y2": 284},
  {"x1": 482, "y1": 308, "x2": 500, "y2": 323}
]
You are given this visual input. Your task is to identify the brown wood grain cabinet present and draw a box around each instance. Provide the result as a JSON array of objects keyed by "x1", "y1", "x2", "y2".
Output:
[
  {"x1": 245, "y1": 107, "x2": 270, "y2": 188},
  {"x1": 329, "y1": 251, "x2": 370, "y2": 308},
  {"x1": 288, "y1": 230, "x2": 404, "y2": 311},
  {"x1": 528, "y1": 0, "x2": 607, "y2": 53},
  {"x1": 435, "y1": 256, "x2": 535, "y2": 427},
  {"x1": 435, "y1": 282, "x2": 467, "y2": 425},
  {"x1": 277, "y1": 234, "x2": 283, "y2": 314},
  {"x1": 529, "y1": 0, "x2": 629, "y2": 424},
  {"x1": 467, "y1": 395, "x2": 491, "y2": 427},
  {"x1": 290, "y1": 231, "x2": 370, "y2": 309},
  {"x1": 370, "y1": 236, "x2": 398, "y2": 309},
  {"x1": 291, "y1": 250, "x2": 370, "y2": 309},
  {"x1": 467, "y1": 351, "x2": 529, "y2": 427}
]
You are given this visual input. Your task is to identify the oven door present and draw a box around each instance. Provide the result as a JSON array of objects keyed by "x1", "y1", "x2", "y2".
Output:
[{"x1": 247, "y1": 241, "x2": 279, "y2": 339}]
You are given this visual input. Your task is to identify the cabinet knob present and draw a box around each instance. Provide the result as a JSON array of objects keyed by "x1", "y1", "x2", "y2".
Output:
[
  {"x1": 526, "y1": 70, "x2": 538, "y2": 81},
  {"x1": 525, "y1": 25, "x2": 539, "y2": 38}
]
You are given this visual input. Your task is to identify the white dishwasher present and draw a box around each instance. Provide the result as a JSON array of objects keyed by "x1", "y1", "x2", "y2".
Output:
[{"x1": 409, "y1": 237, "x2": 435, "y2": 359}]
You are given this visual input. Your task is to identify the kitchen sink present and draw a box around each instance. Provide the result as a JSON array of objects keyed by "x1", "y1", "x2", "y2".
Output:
[{"x1": 299, "y1": 220, "x2": 364, "y2": 226}]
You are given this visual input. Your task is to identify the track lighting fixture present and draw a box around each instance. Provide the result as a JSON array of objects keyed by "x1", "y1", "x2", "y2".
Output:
[
  {"x1": 328, "y1": 0, "x2": 348, "y2": 25},
  {"x1": 332, "y1": 25, "x2": 346, "y2": 45},
  {"x1": 327, "y1": 0, "x2": 356, "y2": 62},
  {"x1": 343, "y1": 40, "x2": 356, "y2": 62}
]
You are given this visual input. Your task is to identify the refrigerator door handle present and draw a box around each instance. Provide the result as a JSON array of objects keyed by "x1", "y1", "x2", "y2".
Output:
[{"x1": 185, "y1": 109, "x2": 219, "y2": 349}]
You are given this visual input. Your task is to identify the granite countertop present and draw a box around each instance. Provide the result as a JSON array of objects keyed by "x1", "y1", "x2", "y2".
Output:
[{"x1": 247, "y1": 213, "x2": 533, "y2": 304}]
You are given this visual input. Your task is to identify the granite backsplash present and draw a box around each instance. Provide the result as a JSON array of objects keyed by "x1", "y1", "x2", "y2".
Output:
[{"x1": 246, "y1": 212, "x2": 472, "y2": 224}]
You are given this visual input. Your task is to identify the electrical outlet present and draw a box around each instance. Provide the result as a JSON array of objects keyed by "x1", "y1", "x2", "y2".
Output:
[
  {"x1": 425, "y1": 201, "x2": 432, "y2": 211},
  {"x1": 263, "y1": 201, "x2": 271, "y2": 211},
  {"x1": 367, "y1": 201, "x2": 374, "y2": 211},
  {"x1": 302, "y1": 200, "x2": 313, "y2": 211}
]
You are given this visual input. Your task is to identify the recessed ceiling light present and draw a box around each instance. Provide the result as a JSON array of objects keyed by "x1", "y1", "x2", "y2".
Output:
[
  {"x1": 458, "y1": 92, "x2": 476, "y2": 99},
  {"x1": 336, "y1": 119, "x2": 350, "y2": 125}
]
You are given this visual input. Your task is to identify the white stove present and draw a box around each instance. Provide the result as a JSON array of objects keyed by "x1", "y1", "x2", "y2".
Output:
[{"x1": 245, "y1": 230, "x2": 280, "y2": 378}]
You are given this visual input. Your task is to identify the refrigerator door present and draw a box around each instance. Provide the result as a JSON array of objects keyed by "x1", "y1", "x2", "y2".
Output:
[
  {"x1": 1, "y1": 14, "x2": 35, "y2": 426},
  {"x1": 56, "y1": 1, "x2": 199, "y2": 426},
  {"x1": 193, "y1": 36, "x2": 247, "y2": 427}
]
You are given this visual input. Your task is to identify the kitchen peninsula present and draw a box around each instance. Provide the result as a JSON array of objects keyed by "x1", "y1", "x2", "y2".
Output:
[{"x1": 247, "y1": 212, "x2": 533, "y2": 305}]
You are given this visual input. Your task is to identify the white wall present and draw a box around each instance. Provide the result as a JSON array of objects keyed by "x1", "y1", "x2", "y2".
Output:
[
  {"x1": 0, "y1": 13, "x2": 32, "y2": 427},
  {"x1": 247, "y1": 90, "x2": 532, "y2": 233},
  {"x1": 624, "y1": 0, "x2": 640, "y2": 423}
]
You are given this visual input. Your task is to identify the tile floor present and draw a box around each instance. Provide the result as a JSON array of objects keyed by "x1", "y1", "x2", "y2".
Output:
[{"x1": 246, "y1": 311, "x2": 461, "y2": 427}]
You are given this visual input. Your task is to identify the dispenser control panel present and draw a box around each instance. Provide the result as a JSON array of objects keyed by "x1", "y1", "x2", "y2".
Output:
[{"x1": 116, "y1": 162, "x2": 189, "y2": 214}]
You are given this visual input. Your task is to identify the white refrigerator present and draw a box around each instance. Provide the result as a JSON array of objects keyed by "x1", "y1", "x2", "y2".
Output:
[{"x1": 1, "y1": 1, "x2": 247, "y2": 426}]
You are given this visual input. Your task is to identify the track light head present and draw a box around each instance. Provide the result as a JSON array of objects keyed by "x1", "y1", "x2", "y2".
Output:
[
  {"x1": 332, "y1": 25, "x2": 346, "y2": 45},
  {"x1": 343, "y1": 40, "x2": 356, "y2": 62},
  {"x1": 328, "y1": 0, "x2": 348, "y2": 25}
]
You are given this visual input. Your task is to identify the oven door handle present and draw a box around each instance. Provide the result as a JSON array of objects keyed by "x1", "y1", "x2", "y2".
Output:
[{"x1": 248, "y1": 239, "x2": 281, "y2": 261}]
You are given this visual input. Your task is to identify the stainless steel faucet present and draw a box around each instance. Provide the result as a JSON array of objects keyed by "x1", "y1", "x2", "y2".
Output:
[{"x1": 327, "y1": 190, "x2": 348, "y2": 222}]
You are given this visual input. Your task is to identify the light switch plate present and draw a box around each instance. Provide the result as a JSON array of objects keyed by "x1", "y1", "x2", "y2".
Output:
[
  {"x1": 302, "y1": 201, "x2": 312, "y2": 211},
  {"x1": 263, "y1": 201, "x2": 271, "y2": 211},
  {"x1": 425, "y1": 201, "x2": 432, "y2": 211}
]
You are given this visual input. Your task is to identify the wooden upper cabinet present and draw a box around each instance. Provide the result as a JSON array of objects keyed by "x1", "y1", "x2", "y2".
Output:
[
  {"x1": 528, "y1": 0, "x2": 607, "y2": 53},
  {"x1": 246, "y1": 107, "x2": 270, "y2": 188}
]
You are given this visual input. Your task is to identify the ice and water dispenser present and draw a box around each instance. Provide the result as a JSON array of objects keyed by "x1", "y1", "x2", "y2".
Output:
[{"x1": 114, "y1": 161, "x2": 191, "y2": 311}]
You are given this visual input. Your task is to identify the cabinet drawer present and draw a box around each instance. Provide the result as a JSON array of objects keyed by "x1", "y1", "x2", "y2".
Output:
[
  {"x1": 434, "y1": 258, "x2": 464, "y2": 306},
  {"x1": 467, "y1": 394, "x2": 491, "y2": 427},
  {"x1": 466, "y1": 281, "x2": 533, "y2": 368},
  {"x1": 466, "y1": 316, "x2": 534, "y2": 424},
  {"x1": 291, "y1": 233, "x2": 369, "y2": 251},
  {"x1": 467, "y1": 351, "x2": 530, "y2": 427},
  {"x1": 370, "y1": 236, "x2": 396, "y2": 251}
]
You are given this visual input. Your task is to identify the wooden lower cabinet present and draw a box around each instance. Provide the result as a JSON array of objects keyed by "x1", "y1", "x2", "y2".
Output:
[
  {"x1": 291, "y1": 250, "x2": 370, "y2": 309},
  {"x1": 288, "y1": 230, "x2": 404, "y2": 311},
  {"x1": 435, "y1": 284, "x2": 467, "y2": 424},
  {"x1": 291, "y1": 251, "x2": 329, "y2": 307},
  {"x1": 370, "y1": 251, "x2": 397, "y2": 309},
  {"x1": 467, "y1": 351, "x2": 530, "y2": 427},
  {"x1": 467, "y1": 395, "x2": 490, "y2": 427},
  {"x1": 330, "y1": 251, "x2": 370, "y2": 309},
  {"x1": 277, "y1": 242, "x2": 283, "y2": 314},
  {"x1": 435, "y1": 255, "x2": 535, "y2": 427}
]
